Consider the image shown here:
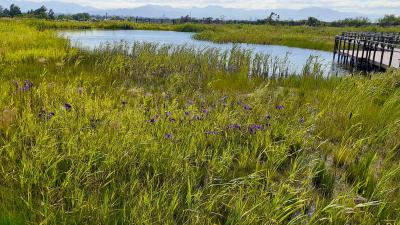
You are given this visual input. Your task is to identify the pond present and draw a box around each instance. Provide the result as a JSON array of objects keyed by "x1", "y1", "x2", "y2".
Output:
[{"x1": 59, "y1": 29, "x2": 343, "y2": 75}]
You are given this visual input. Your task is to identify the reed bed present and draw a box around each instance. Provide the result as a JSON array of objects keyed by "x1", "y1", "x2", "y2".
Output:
[{"x1": 0, "y1": 19, "x2": 400, "y2": 225}]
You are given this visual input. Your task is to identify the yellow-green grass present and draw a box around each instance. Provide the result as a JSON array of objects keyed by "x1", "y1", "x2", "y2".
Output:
[
  {"x1": 193, "y1": 24, "x2": 400, "y2": 51},
  {"x1": 0, "y1": 19, "x2": 400, "y2": 224}
]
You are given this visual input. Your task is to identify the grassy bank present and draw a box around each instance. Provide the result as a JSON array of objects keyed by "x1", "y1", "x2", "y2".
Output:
[
  {"x1": 193, "y1": 24, "x2": 400, "y2": 51},
  {"x1": 1, "y1": 19, "x2": 400, "y2": 224}
]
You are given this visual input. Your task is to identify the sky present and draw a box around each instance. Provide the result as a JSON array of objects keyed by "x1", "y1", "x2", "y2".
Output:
[{"x1": 6, "y1": 0, "x2": 400, "y2": 14}]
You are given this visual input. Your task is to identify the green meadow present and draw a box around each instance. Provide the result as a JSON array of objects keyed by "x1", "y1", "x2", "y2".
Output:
[{"x1": 0, "y1": 19, "x2": 400, "y2": 224}]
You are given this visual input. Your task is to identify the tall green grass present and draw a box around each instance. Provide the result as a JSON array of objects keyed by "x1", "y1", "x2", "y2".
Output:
[{"x1": 0, "y1": 19, "x2": 400, "y2": 224}]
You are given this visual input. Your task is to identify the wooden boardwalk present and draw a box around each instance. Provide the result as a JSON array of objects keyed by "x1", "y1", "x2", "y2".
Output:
[{"x1": 334, "y1": 32, "x2": 400, "y2": 71}]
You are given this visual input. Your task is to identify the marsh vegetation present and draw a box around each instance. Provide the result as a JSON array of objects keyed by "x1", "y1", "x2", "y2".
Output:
[{"x1": 0, "y1": 19, "x2": 400, "y2": 224}]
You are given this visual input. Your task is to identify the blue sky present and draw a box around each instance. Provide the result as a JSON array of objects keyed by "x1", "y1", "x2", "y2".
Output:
[{"x1": 8, "y1": 0, "x2": 400, "y2": 14}]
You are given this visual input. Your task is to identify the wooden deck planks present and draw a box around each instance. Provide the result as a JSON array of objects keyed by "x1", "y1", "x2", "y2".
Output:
[{"x1": 338, "y1": 48, "x2": 400, "y2": 69}]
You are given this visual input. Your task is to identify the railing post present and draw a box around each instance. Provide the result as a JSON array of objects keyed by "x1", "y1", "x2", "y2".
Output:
[
  {"x1": 351, "y1": 39, "x2": 356, "y2": 67},
  {"x1": 380, "y1": 43, "x2": 385, "y2": 69},
  {"x1": 373, "y1": 42, "x2": 377, "y2": 68},
  {"x1": 333, "y1": 37, "x2": 338, "y2": 60},
  {"x1": 337, "y1": 37, "x2": 342, "y2": 63},
  {"x1": 346, "y1": 38, "x2": 352, "y2": 65},
  {"x1": 389, "y1": 45, "x2": 394, "y2": 68}
]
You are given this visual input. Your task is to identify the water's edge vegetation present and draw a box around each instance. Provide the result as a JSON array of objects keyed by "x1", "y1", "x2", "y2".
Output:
[
  {"x1": 17, "y1": 18, "x2": 400, "y2": 51},
  {"x1": 1, "y1": 19, "x2": 400, "y2": 224}
]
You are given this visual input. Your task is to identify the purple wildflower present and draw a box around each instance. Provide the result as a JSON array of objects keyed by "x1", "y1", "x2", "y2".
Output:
[
  {"x1": 13, "y1": 80, "x2": 19, "y2": 88},
  {"x1": 228, "y1": 124, "x2": 241, "y2": 130},
  {"x1": 169, "y1": 117, "x2": 176, "y2": 123},
  {"x1": 202, "y1": 109, "x2": 209, "y2": 114},
  {"x1": 276, "y1": 105, "x2": 285, "y2": 110},
  {"x1": 164, "y1": 133, "x2": 173, "y2": 139},
  {"x1": 165, "y1": 111, "x2": 172, "y2": 117},
  {"x1": 205, "y1": 131, "x2": 218, "y2": 135},
  {"x1": 184, "y1": 111, "x2": 190, "y2": 116},
  {"x1": 243, "y1": 104, "x2": 252, "y2": 110},
  {"x1": 299, "y1": 117, "x2": 305, "y2": 123},
  {"x1": 248, "y1": 124, "x2": 264, "y2": 134},
  {"x1": 64, "y1": 103, "x2": 72, "y2": 111},
  {"x1": 149, "y1": 115, "x2": 159, "y2": 124},
  {"x1": 48, "y1": 112, "x2": 55, "y2": 120},
  {"x1": 39, "y1": 109, "x2": 55, "y2": 120},
  {"x1": 23, "y1": 80, "x2": 33, "y2": 92}
]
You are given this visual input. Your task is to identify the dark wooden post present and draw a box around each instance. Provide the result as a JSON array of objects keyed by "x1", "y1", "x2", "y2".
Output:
[
  {"x1": 361, "y1": 40, "x2": 366, "y2": 64},
  {"x1": 366, "y1": 41, "x2": 371, "y2": 69},
  {"x1": 380, "y1": 43, "x2": 385, "y2": 69},
  {"x1": 356, "y1": 40, "x2": 360, "y2": 66},
  {"x1": 337, "y1": 37, "x2": 342, "y2": 63},
  {"x1": 346, "y1": 38, "x2": 352, "y2": 65},
  {"x1": 333, "y1": 37, "x2": 338, "y2": 60},
  {"x1": 372, "y1": 42, "x2": 378, "y2": 68},
  {"x1": 351, "y1": 38, "x2": 356, "y2": 67}
]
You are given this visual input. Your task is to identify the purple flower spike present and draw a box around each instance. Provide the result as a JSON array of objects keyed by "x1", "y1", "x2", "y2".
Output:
[
  {"x1": 48, "y1": 112, "x2": 55, "y2": 119},
  {"x1": 243, "y1": 104, "x2": 252, "y2": 110},
  {"x1": 165, "y1": 111, "x2": 172, "y2": 117},
  {"x1": 164, "y1": 133, "x2": 173, "y2": 139},
  {"x1": 276, "y1": 105, "x2": 285, "y2": 110},
  {"x1": 248, "y1": 124, "x2": 264, "y2": 134},
  {"x1": 299, "y1": 117, "x2": 305, "y2": 123},
  {"x1": 228, "y1": 124, "x2": 241, "y2": 130},
  {"x1": 23, "y1": 80, "x2": 33, "y2": 92},
  {"x1": 64, "y1": 103, "x2": 72, "y2": 111},
  {"x1": 169, "y1": 117, "x2": 176, "y2": 123},
  {"x1": 202, "y1": 109, "x2": 209, "y2": 114},
  {"x1": 13, "y1": 80, "x2": 19, "y2": 89},
  {"x1": 149, "y1": 115, "x2": 159, "y2": 124}
]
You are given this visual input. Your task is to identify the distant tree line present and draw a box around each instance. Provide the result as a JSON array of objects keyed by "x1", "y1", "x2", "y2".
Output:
[
  {"x1": 0, "y1": 4, "x2": 54, "y2": 19},
  {"x1": 378, "y1": 15, "x2": 400, "y2": 26},
  {"x1": 1, "y1": 3, "x2": 400, "y2": 27}
]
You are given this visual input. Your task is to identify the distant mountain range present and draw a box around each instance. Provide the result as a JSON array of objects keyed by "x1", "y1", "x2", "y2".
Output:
[{"x1": 0, "y1": 1, "x2": 382, "y2": 21}]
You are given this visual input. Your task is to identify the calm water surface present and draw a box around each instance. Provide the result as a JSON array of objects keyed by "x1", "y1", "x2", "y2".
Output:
[{"x1": 59, "y1": 29, "x2": 342, "y2": 75}]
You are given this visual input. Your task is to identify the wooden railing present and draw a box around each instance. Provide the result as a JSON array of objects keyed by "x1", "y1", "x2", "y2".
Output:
[{"x1": 334, "y1": 32, "x2": 400, "y2": 71}]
